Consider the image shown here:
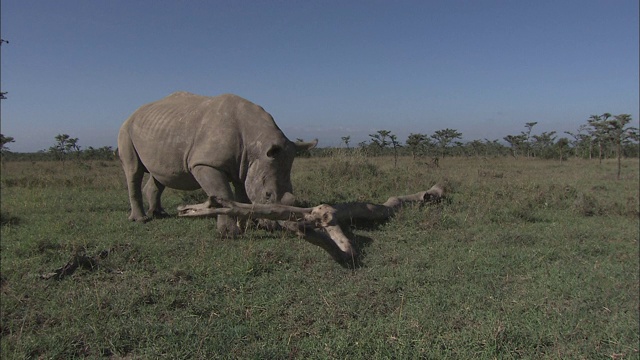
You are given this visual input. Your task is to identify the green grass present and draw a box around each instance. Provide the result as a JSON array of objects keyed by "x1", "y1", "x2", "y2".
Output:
[{"x1": 1, "y1": 156, "x2": 638, "y2": 358}]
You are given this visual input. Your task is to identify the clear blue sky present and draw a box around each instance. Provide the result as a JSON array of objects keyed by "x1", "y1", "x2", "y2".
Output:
[{"x1": 1, "y1": 0, "x2": 638, "y2": 152}]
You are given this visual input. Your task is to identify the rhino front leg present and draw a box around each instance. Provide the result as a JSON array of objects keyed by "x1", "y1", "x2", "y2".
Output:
[
  {"x1": 144, "y1": 176, "x2": 170, "y2": 218},
  {"x1": 191, "y1": 165, "x2": 241, "y2": 237},
  {"x1": 232, "y1": 183, "x2": 252, "y2": 231},
  {"x1": 232, "y1": 183, "x2": 250, "y2": 203}
]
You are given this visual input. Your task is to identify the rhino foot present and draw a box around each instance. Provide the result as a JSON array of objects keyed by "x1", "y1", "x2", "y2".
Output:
[
  {"x1": 217, "y1": 217, "x2": 243, "y2": 239},
  {"x1": 129, "y1": 214, "x2": 151, "y2": 223},
  {"x1": 219, "y1": 225, "x2": 242, "y2": 239}
]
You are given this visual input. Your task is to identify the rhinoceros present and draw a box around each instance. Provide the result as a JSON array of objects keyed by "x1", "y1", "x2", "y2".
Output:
[{"x1": 117, "y1": 91, "x2": 317, "y2": 235}]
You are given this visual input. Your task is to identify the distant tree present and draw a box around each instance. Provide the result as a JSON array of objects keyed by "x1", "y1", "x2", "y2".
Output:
[
  {"x1": 49, "y1": 134, "x2": 80, "y2": 165},
  {"x1": 341, "y1": 136, "x2": 351, "y2": 149},
  {"x1": 68, "y1": 137, "x2": 81, "y2": 158},
  {"x1": 532, "y1": 131, "x2": 557, "y2": 159},
  {"x1": 83, "y1": 146, "x2": 115, "y2": 160},
  {"x1": 588, "y1": 113, "x2": 610, "y2": 163},
  {"x1": 1, "y1": 134, "x2": 15, "y2": 162},
  {"x1": 503, "y1": 134, "x2": 526, "y2": 158},
  {"x1": 431, "y1": 128, "x2": 462, "y2": 158},
  {"x1": 621, "y1": 125, "x2": 640, "y2": 157},
  {"x1": 467, "y1": 140, "x2": 485, "y2": 157},
  {"x1": 1, "y1": 39, "x2": 8, "y2": 100},
  {"x1": 389, "y1": 134, "x2": 401, "y2": 167},
  {"x1": 605, "y1": 114, "x2": 637, "y2": 179},
  {"x1": 523, "y1": 122, "x2": 538, "y2": 157},
  {"x1": 557, "y1": 137, "x2": 570, "y2": 162},
  {"x1": 406, "y1": 133, "x2": 428, "y2": 159},
  {"x1": 83, "y1": 146, "x2": 98, "y2": 160},
  {"x1": 453, "y1": 141, "x2": 466, "y2": 156},
  {"x1": 484, "y1": 139, "x2": 507, "y2": 157},
  {"x1": 369, "y1": 130, "x2": 391, "y2": 155},
  {"x1": 1, "y1": 134, "x2": 15, "y2": 152},
  {"x1": 564, "y1": 124, "x2": 590, "y2": 158}
]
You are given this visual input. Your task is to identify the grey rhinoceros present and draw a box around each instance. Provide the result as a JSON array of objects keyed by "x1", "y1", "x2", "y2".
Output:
[{"x1": 117, "y1": 91, "x2": 317, "y2": 235}]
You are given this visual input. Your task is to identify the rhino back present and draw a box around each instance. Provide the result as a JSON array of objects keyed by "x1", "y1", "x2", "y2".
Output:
[{"x1": 123, "y1": 92, "x2": 288, "y2": 187}]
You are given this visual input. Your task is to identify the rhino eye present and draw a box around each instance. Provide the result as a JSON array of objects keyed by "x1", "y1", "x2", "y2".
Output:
[{"x1": 266, "y1": 145, "x2": 282, "y2": 159}]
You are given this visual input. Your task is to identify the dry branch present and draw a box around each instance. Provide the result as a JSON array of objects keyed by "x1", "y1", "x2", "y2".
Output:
[
  {"x1": 177, "y1": 184, "x2": 445, "y2": 262},
  {"x1": 41, "y1": 250, "x2": 110, "y2": 280}
]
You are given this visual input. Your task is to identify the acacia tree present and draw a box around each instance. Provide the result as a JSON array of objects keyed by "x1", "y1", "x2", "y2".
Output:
[
  {"x1": 532, "y1": 131, "x2": 557, "y2": 159},
  {"x1": 503, "y1": 134, "x2": 526, "y2": 158},
  {"x1": 588, "y1": 113, "x2": 611, "y2": 163},
  {"x1": 389, "y1": 134, "x2": 401, "y2": 168},
  {"x1": 431, "y1": 128, "x2": 462, "y2": 158},
  {"x1": 467, "y1": 140, "x2": 485, "y2": 157},
  {"x1": 1, "y1": 39, "x2": 7, "y2": 100},
  {"x1": 484, "y1": 139, "x2": 507, "y2": 157},
  {"x1": 49, "y1": 134, "x2": 80, "y2": 165},
  {"x1": 83, "y1": 146, "x2": 116, "y2": 160},
  {"x1": 564, "y1": 124, "x2": 590, "y2": 158},
  {"x1": 605, "y1": 114, "x2": 637, "y2": 179},
  {"x1": 369, "y1": 130, "x2": 391, "y2": 156},
  {"x1": 357, "y1": 141, "x2": 369, "y2": 155},
  {"x1": 406, "y1": 133, "x2": 428, "y2": 159},
  {"x1": 341, "y1": 136, "x2": 351, "y2": 149},
  {"x1": 523, "y1": 122, "x2": 538, "y2": 157},
  {"x1": 1, "y1": 134, "x2": 15, "y2": 162},
  {"x1": 557, "y1": 137, "x2": 570, "y2": 162}
]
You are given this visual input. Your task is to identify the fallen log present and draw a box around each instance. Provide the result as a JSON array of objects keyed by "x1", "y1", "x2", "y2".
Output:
[{"x1": 177, "y1": 184, "x2": 445, "y2": 263}]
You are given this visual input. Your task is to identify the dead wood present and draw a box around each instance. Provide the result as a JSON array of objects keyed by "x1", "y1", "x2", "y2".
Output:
[
  {"x1": 41, "y1": 249, "x2": 111, "y2": 280},
  {"x1": 177, "y1": 184, "x2": 445, "y2": 263}
]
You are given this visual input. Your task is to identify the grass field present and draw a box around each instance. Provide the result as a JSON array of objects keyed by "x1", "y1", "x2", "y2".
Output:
[{"x1": 1, "y1": 155, "x2": 638, "y2": 359}]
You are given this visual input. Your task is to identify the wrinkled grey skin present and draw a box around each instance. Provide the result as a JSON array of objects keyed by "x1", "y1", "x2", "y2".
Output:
[{"x1": 117, "y1": 92, "x2": 316, "y2": 235}]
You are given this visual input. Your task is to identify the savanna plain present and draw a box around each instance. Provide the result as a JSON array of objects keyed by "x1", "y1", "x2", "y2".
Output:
[{"x1": 1, "y1": 155, "x2": 638, "y2": 359}]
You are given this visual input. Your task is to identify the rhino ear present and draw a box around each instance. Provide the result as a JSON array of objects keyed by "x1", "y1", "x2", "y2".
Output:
[
  {"x1": 267, "y1": 145, "x2": 283, "y2": 158},
  {"x1": 295, "y1": 139, "x2": 318, "y2": 151}
]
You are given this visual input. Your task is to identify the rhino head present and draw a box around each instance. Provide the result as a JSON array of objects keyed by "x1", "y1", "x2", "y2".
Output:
[{"x1": 244, "y1": 138, "x2": 317, "y2": 206}]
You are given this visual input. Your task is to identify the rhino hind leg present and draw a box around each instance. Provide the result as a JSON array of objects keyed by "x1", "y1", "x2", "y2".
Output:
[
  {"x1": 117, "y1": 136, "x2": 148, "y2": 222},
  {"x1": 191, "y1": 165, "x2": 241, "y2": 237},
  {"x1": 127, "y1": 172, "x2": 148, "y2": 223},
  {"x1": 144, "y1": 176, "x2": 170, "y2": 218}
]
